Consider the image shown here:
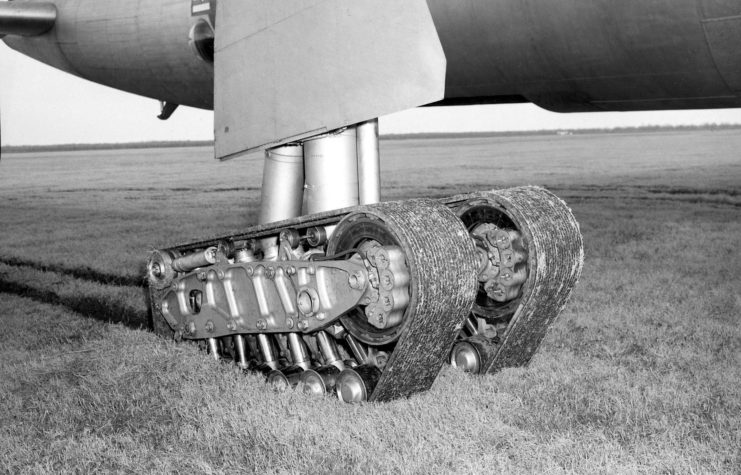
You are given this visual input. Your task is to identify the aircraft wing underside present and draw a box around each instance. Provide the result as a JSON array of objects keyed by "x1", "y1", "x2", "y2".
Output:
[{"x1": 214, "y1": 0, "x2": 446, "y2": 160}]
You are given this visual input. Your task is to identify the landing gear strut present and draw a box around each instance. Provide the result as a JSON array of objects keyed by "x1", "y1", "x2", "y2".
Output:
[{"x1": 147, "y1": 119, "x2": 583, "y2": 402}]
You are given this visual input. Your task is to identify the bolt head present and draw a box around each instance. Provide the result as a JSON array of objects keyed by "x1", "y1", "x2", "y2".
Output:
[
  {"x1": 150, "y1": 262, "x2": 163, "y2": 278},
  {"x1": 380, "y1": 270, "x2": 394, "y2": 291},
  {"x1": 374, "y1": 249, "x2": 390, "y2": 269},
  {"x1": 349, "y1": 271, "x2": 366, "y2": 290}
]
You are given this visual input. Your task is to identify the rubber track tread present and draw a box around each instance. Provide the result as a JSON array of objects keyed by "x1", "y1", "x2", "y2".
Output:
[
  {"x1": 351, "y1": 200, "x2": 478, "y2": 401},
  {"x1": 465, "y1": 187, "x2": 583, "y2": 372}
]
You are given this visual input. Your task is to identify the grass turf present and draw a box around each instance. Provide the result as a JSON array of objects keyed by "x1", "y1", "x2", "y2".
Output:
[{"x1": 0, "y1": 130, "x2": 739, "y2": 473}]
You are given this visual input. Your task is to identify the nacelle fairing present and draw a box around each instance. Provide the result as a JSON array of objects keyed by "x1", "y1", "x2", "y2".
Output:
[{"x1": 2, "y1": 0, "x2": 214, "y2": 109}]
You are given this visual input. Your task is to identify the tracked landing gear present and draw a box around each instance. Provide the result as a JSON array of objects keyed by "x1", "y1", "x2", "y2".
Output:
[
  {"x1": 147, "y1": 121, "x2": 583, "y2": 402},
  {"x1": 149, "y1": 199, "x2": 478, "y2": 402},
  {"x1": 446, "y1": 187, "x2": 584, "y2": 374}
]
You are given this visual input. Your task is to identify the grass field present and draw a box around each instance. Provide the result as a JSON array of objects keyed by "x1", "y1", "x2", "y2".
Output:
[{"x1": 1, "y1": 129, "x2": 740, "y2": 473}]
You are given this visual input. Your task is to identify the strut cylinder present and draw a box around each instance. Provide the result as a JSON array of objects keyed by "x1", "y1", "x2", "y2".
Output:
[
  {"x1": 259, "y1": 144, "x2": 305, "y2": 259},
  {"x1": 234, "y1": 335, "x2": 249, "y2": 369},
  {"x1": 303, "y1": 128, "x2": 359, "y2": 214},
  {"x1": 288, "y1": 333, "x2": 311, "y2": 370},
  {"x1": 316, "y1": 331, "x2": 343, "y2": 369},
  {"x1": 207, "y1": 337, "x2": 220, "y2": 360},
  {"x1": 257, "y1": 334, "x2": 279, "y2": 370},
  {"x1": 356, "y1": 119, "x2": 381, "y2": 205}
]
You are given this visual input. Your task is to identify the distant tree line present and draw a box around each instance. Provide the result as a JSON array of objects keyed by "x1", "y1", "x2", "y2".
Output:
[
  {"x1": 382, "y1": 123, "x2": 741, "y2": 141},
  {"x1": 2, "y1": 124, "x2": 739, "y2": 153}
]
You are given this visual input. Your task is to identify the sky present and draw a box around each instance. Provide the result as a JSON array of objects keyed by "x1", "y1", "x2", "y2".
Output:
[{"x1": 1, "y1": 42, "x2": 740, "y2": 146}]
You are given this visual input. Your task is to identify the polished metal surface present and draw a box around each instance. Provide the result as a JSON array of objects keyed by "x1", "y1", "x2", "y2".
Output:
[
  {"x1": 233, "y1": 335, "x2": 248, "y2": 369},
  {"x1": 266, "y1": 370, "x2": 290, "y2": 390},
  {"x1": 257, "y1": 334, "x2": 278, "y2": 370},
  {"x1": 464, "y1": 316, "x2": 479, "y2": 336},
  {"x1": 316, "y1": 331, "x2": 342, "y2": 368},
  {"x1": 450, "y1": 341, "x2": 481, "y2": 374},
  {"x1": 336, "y1": 366, "x2": 381, "y2": 403},
  {"x1": 158, "y1": 253, "x2": 370, "y2": 339},
  {"x1": 299, "y1": 369, "x2": 327, "y2": 396},
  {"x1": 356, "y1": 119, "x2": 381, "y2": 205},
  {"x1": 303, "y1": 128, "x2": 359, "y2": 215},
  {"x1": 0, "y1": 1, "x2": 55, "y2": 37},
  {"x1": 258, "y1": 144, "x2": 305, "y2": 224},
  {"x1": 207, "y1": 337, "x2": 220, "y2": 360},
  {"x1": 344, "y1": 334, "x2": 367, "y2": 365},
  {"x1": 258, "y1": 144, "x2": 304, "y2": 259},
  {"x1": 171, "y1": 247, "x2": 217, "y2": 273},
  {"x1": 288, "y1": 333, "x2": 310, "y2": 370},
  {"x1": 336, "y1": 369, "x2": 367, "y2": 403}
]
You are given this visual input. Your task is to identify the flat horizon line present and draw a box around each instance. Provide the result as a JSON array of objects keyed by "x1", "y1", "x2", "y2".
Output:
[{"x1": 2, "y1": 123, "x2": 739, "y2": 153}]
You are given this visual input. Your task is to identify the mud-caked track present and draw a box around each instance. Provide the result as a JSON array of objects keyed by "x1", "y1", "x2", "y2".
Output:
[
  {"x1": 446, "y1": 187, "x2": 584, "y2": 374},
  {"x1": 147, "y1": 186, "x2": 583, "y2": 402}
]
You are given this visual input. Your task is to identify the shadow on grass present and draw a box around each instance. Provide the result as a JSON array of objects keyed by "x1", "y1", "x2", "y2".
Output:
[
  {"x1": 0, "y1": 277, "x2": 152, "y2": 330},
  {"x1": 0, "y1": 256, "x2": 144, "y2": 288}
]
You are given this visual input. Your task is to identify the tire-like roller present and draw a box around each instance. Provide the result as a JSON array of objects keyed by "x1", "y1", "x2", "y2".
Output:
[
  {"x1": 447, "y1": 186, "x2": 584, "y2": 373},
  {"x1": 328, "y1": 199, "x2": 479, "y2": 401}
]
